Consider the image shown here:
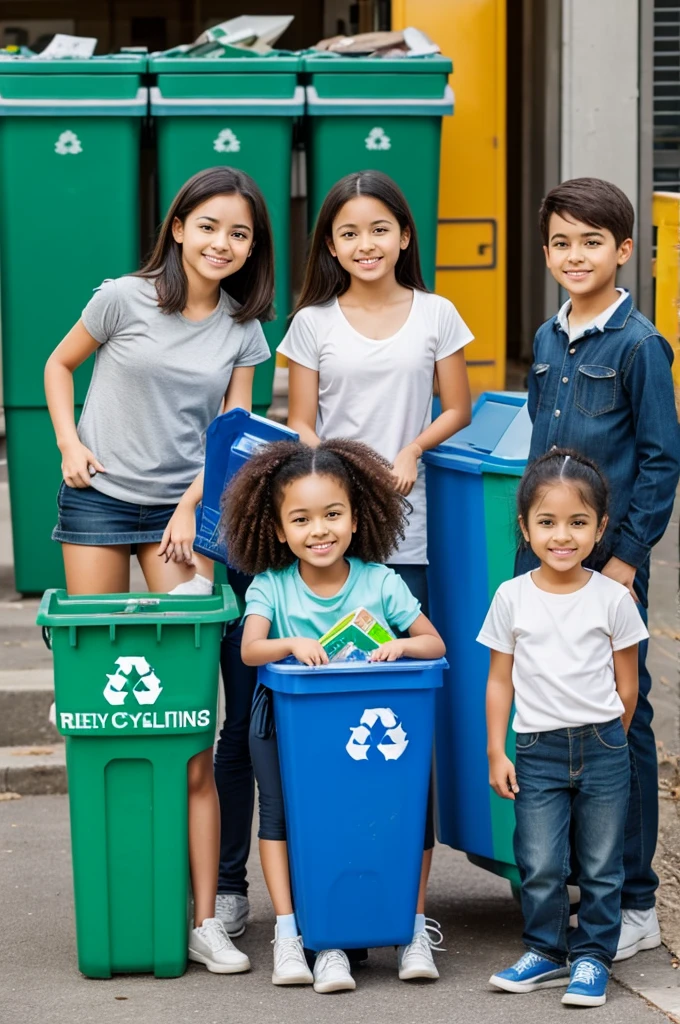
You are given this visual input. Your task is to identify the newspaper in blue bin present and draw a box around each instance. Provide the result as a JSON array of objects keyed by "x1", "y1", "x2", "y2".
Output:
[{"x1": 319, "y1": 608, "x2": 392, "y2": 663}]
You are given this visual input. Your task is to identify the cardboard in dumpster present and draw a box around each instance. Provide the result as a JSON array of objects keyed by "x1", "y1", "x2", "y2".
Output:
[{"x1": 193, "y1": 15, "x2": 293, "y2": 53}]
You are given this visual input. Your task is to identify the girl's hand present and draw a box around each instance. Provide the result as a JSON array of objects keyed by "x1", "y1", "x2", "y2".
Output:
[
  {"x1": 158, "y1": 502, "x2": 197, "y2": 565},
  {"x1": 289, "y1": 638, "x2": 329, "y2": 666},
  {"x1": 369, "y1": 639, "x2": 406, "y2": 662},
  {"x1": 60, "y1": 440, "x2": 105, "y2": 489},
  {"x1": 488, "y1": 753, "x2": 519, "y2": 800},
  {"x1": 391, "y1": 444, "x2": 421, "y2": 496}
]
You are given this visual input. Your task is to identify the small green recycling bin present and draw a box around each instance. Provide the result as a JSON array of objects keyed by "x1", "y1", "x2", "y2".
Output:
[
  {"x1": 303, "y1": 55, "x2": 453, "y2": 288},
  {"x1": 37, "y1": 585, "x2": 240, "y2": 978},
  {"x1": 0, "y1": 55, "x2": 147, "y2": 593},
  {"x1": 149, "y1": 55, "x2": 303, "y2": 414}
]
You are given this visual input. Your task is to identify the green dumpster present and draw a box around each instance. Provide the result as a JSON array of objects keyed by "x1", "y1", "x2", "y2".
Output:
[
  {"x1": 302, "y1": 55, "x2": 453, "y2": 289},
  {"x1": 37, "y1": 584, "x2": 240, "y2": 978},
  {"x1": 0, "y1": 56, "x2": 147, "y2": 593},
  {"x1": 149, "y1": 55, "x2": 303, "y2": 415}
]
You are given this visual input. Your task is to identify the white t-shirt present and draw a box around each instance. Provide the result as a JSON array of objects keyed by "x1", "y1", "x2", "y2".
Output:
[
  {"x1": 278, "y1": 290, "x2": 473, "y2": 564},
  {"x1": 477, "y1": 570, "x2": 649, "y2": 733}
]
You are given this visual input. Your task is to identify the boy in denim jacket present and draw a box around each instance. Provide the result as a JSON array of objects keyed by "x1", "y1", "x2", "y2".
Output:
[{"x1": 517, "y1": 177, "x2": 680, "y2": 961}]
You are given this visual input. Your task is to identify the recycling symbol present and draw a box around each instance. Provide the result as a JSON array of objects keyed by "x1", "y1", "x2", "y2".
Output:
[
  {"x1": 365, "y1": 127, "x2": 391, "y2": 152},
  {"x1": 54, "y1": 130, "x2": 83, "y2": 156},
  {"x1": 103, "y1": 656, "x2": 163, "y2": 707},
  {"x1": 346, "y1": 707, "x2": 409, "y2": 761},
  {"x1": 213, "y1": 128, "x2": 241, "y2": 154}
]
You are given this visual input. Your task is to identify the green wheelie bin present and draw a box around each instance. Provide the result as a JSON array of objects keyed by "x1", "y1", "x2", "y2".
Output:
[
  {"x1": 37, "y1": 585, "x2": 240, "y2": 978},
  {"x1": 149, "y1": 54, "x2": 303, "y2": 415},
  {"x1": 0, "y1": 56, "x2": 147, "y2": 593},
  {"x1": 302, "y1": 55, "x2": 453, "y2": 289}
]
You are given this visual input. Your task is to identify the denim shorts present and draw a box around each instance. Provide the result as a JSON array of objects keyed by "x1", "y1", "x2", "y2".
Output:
[{"x1": 52, "y1": 481, "x2": 177, "y2": 546}]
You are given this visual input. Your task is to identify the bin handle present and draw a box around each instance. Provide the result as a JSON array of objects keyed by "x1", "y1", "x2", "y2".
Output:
[
  {"x1": 149, "y1": 85, "x2": 305, "y2": 112},
  {"x1": 0, "y1": 86, "x2": 148, "y2": 113},
  {"x1": 305, "y1": 84, "x2": 454, "y2": 111}
]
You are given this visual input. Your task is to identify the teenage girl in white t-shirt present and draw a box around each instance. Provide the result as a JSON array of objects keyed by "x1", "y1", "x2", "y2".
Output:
[
  {"x1": 478, "y1": 449, "x2": 648, "y2": 1008},
  {"x1": 279, "y1": 170, "x2": 473, "y2": 913}
]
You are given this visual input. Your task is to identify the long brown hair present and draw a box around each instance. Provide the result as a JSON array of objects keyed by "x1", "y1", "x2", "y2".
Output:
[
  {"x1": 138, "y1": 166, "x2": 275, "y2": 323},
  {"x1": 294, "y1": 170, "x2": 427, "y2": 313}
]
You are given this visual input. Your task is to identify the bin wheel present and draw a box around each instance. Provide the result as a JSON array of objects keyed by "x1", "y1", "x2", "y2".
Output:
[{"x1": 510, "y1": 883, "x2": 522, "y2": 905}]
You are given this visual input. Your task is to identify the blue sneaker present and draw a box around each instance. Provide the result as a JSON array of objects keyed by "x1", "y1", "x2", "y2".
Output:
[
  {"x1": 489, "y1": 951, "x2": 570, "y2": 992},
  {"x1": 561, "y1": 957, "x2": 609, "y2": 1006}
]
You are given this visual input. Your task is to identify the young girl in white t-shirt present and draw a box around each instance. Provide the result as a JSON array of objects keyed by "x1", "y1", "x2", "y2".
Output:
[
  {"x1": 279, "y1": 170, "x2": 473, "y2": 911},
  {"x1": 478, "y1": 449, "x2": 648, "y2": 1008}
]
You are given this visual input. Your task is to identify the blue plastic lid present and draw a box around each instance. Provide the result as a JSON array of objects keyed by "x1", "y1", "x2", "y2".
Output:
[
  {"x1": 423, "y1": 391, "x2": 531, "y2": 477},
  {"x1": 194, "y1": 408, "x2": 298, "y2": 563},
  {"x1": 261, "y1": 657, "x2": 448, "y2": 696}
]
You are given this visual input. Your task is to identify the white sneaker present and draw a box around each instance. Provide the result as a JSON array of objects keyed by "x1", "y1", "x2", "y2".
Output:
[
  {"x1": 313, "y1": 949, "x2": 356, "y2": 993},
  {"x1": 168, "y1": 574, "x2": 213, "y2": 596},
  {"x1": 614, "y1": 908, "x2": 662, "y2": 962},
  {"x1": 214, "y1": 893, "x2": 250, "y2": 938},
  {"x1": 272, "y1": 930, "x2": 314, "y2": 986},
  {"x1": 397, "y1": 919, "x2": 444, "y2": 980},
  {"x1": 188, "y1": 918, "x2": 250, "y2": 974}
]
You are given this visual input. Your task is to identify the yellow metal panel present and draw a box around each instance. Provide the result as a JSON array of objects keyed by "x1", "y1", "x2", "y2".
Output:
[
  {"x1": 393, "y1": 0, "x2": 507, "y2": 394},
  {"x1": 652, "y1": 192, "x2": 680, "y2": 410}
]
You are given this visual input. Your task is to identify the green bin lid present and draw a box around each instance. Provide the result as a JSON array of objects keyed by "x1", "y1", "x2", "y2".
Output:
[
  {"x1": 302, "y1": 54, "x2": 452, "y2": 74},
  {"x1": 148, "y1": 55, "x2": 301, "y2": 73},
  {"x1": 0, "y1": 55, "x2": 146, "y2": 73},
  {"x1": 37, "y1": 584, "x2": 241, "y2": 627},
  {"x1": 423, "y1": 392, "x2": 531, "y2": 477}
]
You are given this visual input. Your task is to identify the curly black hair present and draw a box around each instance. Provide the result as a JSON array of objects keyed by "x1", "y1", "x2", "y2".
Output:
[{"x1": 221, "y1": 438, "x2": 410, "y2": 575}]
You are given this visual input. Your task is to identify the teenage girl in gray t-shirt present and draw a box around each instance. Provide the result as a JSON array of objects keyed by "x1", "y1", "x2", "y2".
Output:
[{"x1": 44, "y1": 166, "x2": 274, "y2": 974}]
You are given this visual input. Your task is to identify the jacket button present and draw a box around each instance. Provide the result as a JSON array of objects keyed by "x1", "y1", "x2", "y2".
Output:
[
  {"x1": 555, "y1": 409, "x2": 561, "y2": 418},
  {"x1": 569, "y1": 347, "x2": 576, "y2": 354},
  {"x1": 562, "y1": 376, "x2": 569, "y2": 383}
]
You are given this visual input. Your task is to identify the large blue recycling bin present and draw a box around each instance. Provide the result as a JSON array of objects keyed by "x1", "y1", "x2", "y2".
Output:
[
  {"x1": 194, "y1": 408, "x2": 298, "y2": 562},
  {"x1": 423, "y1": 392, "x2": 531, "y2": 883},
  {"x1": 262, "y1": 658, "x2": 446, "y2": 950}
]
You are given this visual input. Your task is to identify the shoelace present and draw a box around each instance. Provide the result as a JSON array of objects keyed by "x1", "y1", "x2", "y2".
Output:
[
  {"x1": 404, "y1": 919, "x2": 447, "y2": 958},
  {"x1": 316, "y1": 949, "x2": 349, "y2": 973},
  {"x1": 199, "y1": 919, "x2": 229, "y2": 952},
  {"x1": 514, "y1": 951, "x2": 544, "y2": 975},
  {"x1": 273, "y1": 935, "x2": 306, "y2": 969},
  {"x1": 571, "y1": 960, "x2": 600, "y2": 986}
]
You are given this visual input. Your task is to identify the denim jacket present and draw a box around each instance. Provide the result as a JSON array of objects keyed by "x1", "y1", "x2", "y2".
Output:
[{"x1": 527, "y1": 293, "x2": 680, "y2": 569}]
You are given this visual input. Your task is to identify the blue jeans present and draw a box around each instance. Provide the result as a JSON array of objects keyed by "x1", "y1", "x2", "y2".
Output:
[
  {"x1": 514, "y1": 719, "x2": 631, "y2": 969},
  {"x1": 214, "y1": 570, "x2": 257, "y2": 897},
  {"x1": 516, "y1": 549, "x2": 658, "y2": 910}
]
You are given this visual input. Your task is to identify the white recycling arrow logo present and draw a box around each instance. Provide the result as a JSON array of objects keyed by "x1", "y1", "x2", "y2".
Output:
[
  {"x1": 213, "y1": 128, "x2": 241, "y2": 154},
  {"x1": 103, "y1": 656, "x2": 163, "y2": 707},
  {"x1": 55, "y1": 130, "x2": 83, "y2": 156},
  {"x1": 365, "y1": 126, "x2": 391, "y2": 152},
  {"x1": 346, "y1": 707, "x2": 409, "y2": 761}
]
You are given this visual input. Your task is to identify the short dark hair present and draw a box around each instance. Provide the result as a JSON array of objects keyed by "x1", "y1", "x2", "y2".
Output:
[
  {"x1": 136, "y1": 166, "x2": 275, "y2": 324},
  {"x1": 539, "y1": 177, "x2": 634, "y2": 247},
  {"x1": 221, "y1": 438, "x2": 410, "y2": 575},
  {"x1": 294, "y1": 170, "x2": 427, "y2": 314},
  {"x1": 516, "y1": 448, "x2": 609, "y2": 549}
]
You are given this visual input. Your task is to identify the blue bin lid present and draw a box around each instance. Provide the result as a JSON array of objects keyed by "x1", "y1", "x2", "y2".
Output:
[
  {"x1": 194, "y1": 408, "x2": 298, "y2": 563},
  {"x1": 261, "y1": 657, "x2": 447, "y2": 695},
  {"x1": 423, "y1": 391, "x2": 531, "y2": 477}
]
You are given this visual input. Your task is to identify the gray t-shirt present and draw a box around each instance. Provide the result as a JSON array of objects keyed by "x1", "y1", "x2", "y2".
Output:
[{"x1": 78, "y1": 275, "x2": 270, "y2": 505}]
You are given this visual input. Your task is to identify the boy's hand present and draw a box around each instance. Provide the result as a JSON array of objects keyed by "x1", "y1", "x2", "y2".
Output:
[
  {"x1": 602, "y1": 556, "x2": 638, "y2": 601},
  {"x1": 289, "y1": 638, "x2": 329, "y2": 667},
  {"x1": 488, "y1": 752, "x2": 519, "y2": 800},
  {"x1": 369, "y1": 639, "x2": 407, "y2": 662}
]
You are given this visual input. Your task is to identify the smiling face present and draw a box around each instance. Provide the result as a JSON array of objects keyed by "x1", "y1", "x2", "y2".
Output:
[
  {"x1": 327, "y1": 195, "x2": 410, "y2": 284},
  {"x1": 275, "y1": 473, "x2": 357, "y2": 570},
  {"x1": 172, "y1": 193, "x2": 253, "y2": 287},
  {"x1": 520, "y1": 480, "x2": 607, "y2": 574},
  {"x1": 543, "y1": 212, "x2": 632, "y2": 300}
]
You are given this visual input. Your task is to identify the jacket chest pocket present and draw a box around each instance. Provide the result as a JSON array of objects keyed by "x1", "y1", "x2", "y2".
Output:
[{"x1": 574, "y1": 364, "x2": 617, "y2": 417}]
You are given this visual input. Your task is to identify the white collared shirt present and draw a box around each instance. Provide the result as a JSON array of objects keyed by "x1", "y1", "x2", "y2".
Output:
[{"x1": 557, "y1": 288, "x2": 628, "y2": 343}]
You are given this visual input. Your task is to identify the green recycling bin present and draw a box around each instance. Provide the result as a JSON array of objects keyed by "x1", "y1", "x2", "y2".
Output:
[
  {"x1": 149, "y1": 55, "x2": 303, "y2": 414},
  {"x1": 303, "y1": 55, "x2": 453, "y2": 289},
  {"x1": 37, "y1": 585, "x2": 240, "y2": 978},
  {"x1": 0, "y1": 56, "x2": 147, "y2": 593}
]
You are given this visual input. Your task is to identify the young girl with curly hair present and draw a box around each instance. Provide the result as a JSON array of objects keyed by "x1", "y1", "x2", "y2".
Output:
[{"x1": 221, "y1": 438, "x2": 445, "y2": 994}]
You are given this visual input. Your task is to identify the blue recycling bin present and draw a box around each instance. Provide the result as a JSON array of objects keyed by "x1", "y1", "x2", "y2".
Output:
[
  {"x1": 262, "y1": 658, "x2": 446, "y2": 950},
  {"x1": 194, "y1": 408, "x2": 298, "y2": 562},
  {"x1": 423, "y1": 393, "x2": 531, "y2": 884}
]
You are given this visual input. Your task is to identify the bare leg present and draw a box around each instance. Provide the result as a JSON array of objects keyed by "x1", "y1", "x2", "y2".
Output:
[
  {"x1": 259, "y1": 840, "x2": 294, "y2": 916},
  {"x1": 416, "y1": 848, "x2": 433, "y2": 915},
  {"x1": 61, "y1": 543, "x2": 130, "y2": 595},
  {"x1": 188, "y1": 747, "x2": 221, "y2": 927},
  {"x1": 137, "y1": 543, "x2": 214, "y2": 592}
]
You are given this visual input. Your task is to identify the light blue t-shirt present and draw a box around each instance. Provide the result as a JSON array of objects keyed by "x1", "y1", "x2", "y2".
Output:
[{"x1": 245, "y1": 558, "x2": 421, "y2": 640}]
